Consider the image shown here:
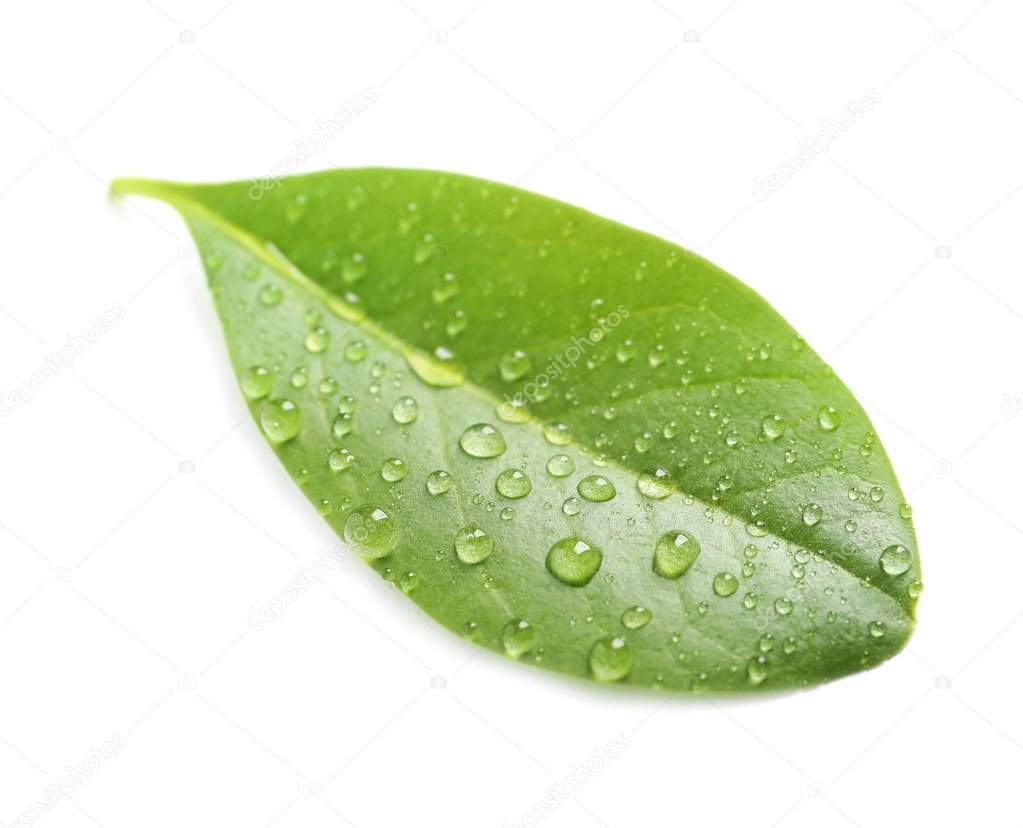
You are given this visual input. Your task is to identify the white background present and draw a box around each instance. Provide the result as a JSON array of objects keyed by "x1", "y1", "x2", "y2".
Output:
[{"x1": 1, "y1": 1, "x2": 1021, "y2": 826}]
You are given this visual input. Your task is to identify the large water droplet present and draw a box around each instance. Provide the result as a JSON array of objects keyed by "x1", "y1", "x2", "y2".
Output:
[
  {"x1": 879, "y1": 544, "x2": 912, "y2": 576},
  {"x1": 496, "y1": 468, "x2": 532, "y2": 499},
  {"x1": 344, "y1": 505, "x2": 397, "y2": 559},
  {"x1": 588, "y1": 636, "x2": 635, "y2": 682},
  {"x1": 499, "y1": 350, "x2": 531, "y2": 382},
  {"x1": 653, "y1": 531, "x2": 700, "y2": 579},
  {"x1": 546, "y1": 537, "x2": 602, "y2": 586},
  {"x1": 577, "y1": 475, "x2": 616, "y2": 502},
  {"x1": 459, "y1": 423, "x2": 506, "y2": 458},
  {"x1": 259, "y1": 399, "x2": 302, "y2": 442},
  {"x1": 543, "y1": 421, "x2": 572, "y2": 445},
  {"x1": 502, "y1": 619, "x2": 536, "y2": 657},
  {"x1": 454, "y1": 525, "x2": 494, "y2": 564}
]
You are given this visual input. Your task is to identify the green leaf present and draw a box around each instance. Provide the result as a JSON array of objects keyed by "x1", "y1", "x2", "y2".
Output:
[{"x1": 115, "y1": 169, "x2": 921, "y2": 692}]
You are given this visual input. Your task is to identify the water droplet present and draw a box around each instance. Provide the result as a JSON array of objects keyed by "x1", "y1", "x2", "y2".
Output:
[
  {"x1": 879, "y1": 544, "x2": 912, "y2": 576},
  {"x1": 426, "y1": 470, "x2": 452, "y2": 495},
  {"x1": 588, "y1": 636, "x2": 634, "y2": 682},
  {"x1": 391, "y1": 396, "x2": 419, "y2": 424},
  {"x1": 337, "y1": 395, "x2": 357, "y2": 415},
  {"x1": 562, "y1": 496, "x2": 582, "y2": 515},
  {"x1": 502, "y1": 619, "x2": 537, "y2": 657},
  {"x1": 344, "y1": 505, "x2": 397, "y2": 559},
  {"x1": 653, "y1": 531, "x2": 700, "y2": 579},
  {"x1": 459, "y1": 423, "x2": 506, "y2": 458},
  {"x1": 499, "y1": 350, "x2": 531, "y2": 382},
  {"x1": 258, "y1": 283, "x2": 283, "y2": 306},
  {"x1": 747, "y1": 655, "x2": 769, "y2": 685},
  {"x1": 817, "y1": 406, "x2": 841, "y2": 431},
  {"x1": 907, "y1": 579, "x2": 923, "y2": 598},
  {"x1": 241, "y1": 366, "x2": 274, "y2": 400},
  {"x1": 432, "y1": 271, "x2": 459, "y2": 303},
  {"x1": 259, "y1": 399, "x2": 302, "y2": 442},
  {"x1": 496, "y1": 468, "x2": 531, "y2": 499},
  {"x1": 381, "y1": 457, "x2": 408, "y2": 482},
  {"x1": 899, "y1": 503, "x2": 913, "y2": 519},
  {"x1": 332, "y1": 413, "x2": 354, "y2": 438},
  {"x1": 546, "y1": 454, "x2": 575, "y2": 478},
  {"x1": 405, "y1": 346, "x2": 466, "y2": 387},
  {"x1": 318, "y1": 377, "x2": 338, "y2": 396},
  {"x1": 290, "y1": 367, "x2": 308, "y2": 388},
  {"x1": 399, "y1": 571, "x2": 418, "y2": 593},
  {"x1": 801, "y1": 503, "x2": 823, "y2": 526},
  {"x1": 305, "y1": 326, "x2": 331, "y2": 353},
  {"x1": 284, "y1": 193, "x2": 307, "y2": 224},
  {"x1": 546, "y1": 537, "x2": 602, "y2": 586},
  {"x1": 340, "y1": 252, "x2": 367, "y2": 284},
  {"x1": 328, "y1": 447, "x2": 355, "y2": 472},
  {"x1": 345, "y1": 340, "x2": 368, "y2": 362},
  {"x1": 543, "y1": 421, "x2": 572, "y2": 445},
  {"x1": 637, "y1": 467, "x2": 672, "y2": 499},
  {"x1": 774, "y1": 597, "x2": 793, "y2": 616},
  {"x1": 455, "y1": 525, "x2": 494, "y2": 564},
  {"x1": 712, "y1": 572, "x2": 739, "y2": 597},
  {"x1": 621, "y1": 606, "x2": 652, "y2": 630},
  {"x1": 868, "y1": 620, "x2": 886, "y2": 638},
  {"x1": 870, "y1": 486, "x2": 884, "y2": 503},
  {"x1": 577, "y1": 475, "x2": 616, "y2": 502},
  {"x1": 761, "y1": 414, "x2": 786, "y2": 440}
]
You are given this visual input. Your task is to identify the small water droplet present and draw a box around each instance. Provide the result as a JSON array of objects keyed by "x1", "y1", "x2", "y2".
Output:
[
  {"x1": 258, "y1": 283, "x2": 283, "y2": 306},
  {"x1": 868, "y1": 620, "x2": 886, "y2": 638},
  {"x1": 712, "y1": 572, "x2": 739, "y2": 597},
  {"x1": 502, "y1": 619, "x2": 536, "y2": 657},
  {"x1": 241, "y1": 366, "x2": 274, "y2": 400},
  {"x1": 496, "y1": 468, "x2": 532, "y2": 499},
  {"x1": 621, "y1": 606, "x2": 652, "y2": 629},
  {"x1": 562, "y1": 496, "x2": 582, "y2": 515},
  {"x1": 332, "y1": 413, "x2": 354, "y2": 439},
  {"x1": 546, "y1": 454, "x2": 575, "y2": 478},
  {"x1": 344, "y1": 505, "x2": 397, "y2": 559},
  {"x1": 589, "y1": 636, "x2": 635, "y2": 682},
  {"x1": 455, "y1": 525, "x2": 494, "y2": 564},
  {"x1": 818, "y1": 406, "x2": 841, "y2": 431},
  {"x1": 426, "y1": 470, "x2": 452, "y2": 495},
  {"x1": 747, "y1": 655, "x2": 769, "y2": 685},
  {"x1": 761, "y1": 414, "x2": 786, "y2": 440},
  {"x1": 328, "y1": 447, "x2": 355, "y2": 472},
  {"x1": 577, "y1": 475, "x2": 616, "y2": 502},
  {"x1": 653, "y1": 531, "x2": 700, "y2": 579},
  {"x1": 546, "y1": 537, "x2": 602, "y2": 586},
  {"x1": 637, "y1": 467, "x2": 672, "y2": 499},
  {"x1": 340, "y1": 252, "x2": 367, "y2": 284},
  {"x1": 499, "y1": 350, "x2": 531, "y2": 382},
  {"x1": 305, "y1": 326, "x2": 331, "y2": 353},
  {"x1": 543, "y1": 421, "x2": 572, "y2": 445},
  {"x1": 381, "y1": 457, "x2": 408, "y2": 482},
  {"x1": 259, "y1": 399, "x2": 302, "y2": 442},
  {"x1": 391, "y1": 396, "x2": 419, "y2": 424},
  {"x1": 459, "y1": 423, "x2": 506, "y2": 458},
  {"x1": 879, "y1": 544, "x2": 912, "y2": 576},
  {"x1": 345, "y1": 340, "x2": 368, "y2": 362},
  {"x1": 399, "y1": 571, "x2": 418, "y2": 593},
  {"x1": 801, "y1": 503, "x2": 823, "y2": 526}
]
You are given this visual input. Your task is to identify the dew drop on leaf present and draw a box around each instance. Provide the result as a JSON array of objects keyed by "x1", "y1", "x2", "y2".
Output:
[
  {"x1": 502, "y1": 619, "x2": 536, "y2": 657},
  {"x1": 391, "y1": 396, "x2": 419, "y2": 424},
  {"x1": 818, "y1": 405, "x2": 841, "y2": 431},
  {"x1": 546, "y1": 537, "x2": 602, "y2": 586},
  {"x1": 426, "y1": 470, "x2": 452, "y2": 496},
  {"x1": 562, "y1": 496, "x2": 582, "y2": 516},
  {"x1": 621, "y1": 606, "x2": 652, "y2": 629},
  {"x1": 259, "y1": 399, "x2": 302, "y2": 442},
  {"x1": 637, "y1": 467, "x2": 672, "y2": 499},
  {"x1": 327, "y1": 447, "x2": 355, "y2": 473},
  {"x1": 879, "y1": 544, "x2": 912, "y2": 576},
  {"x1": 345, "y1": 340, "x2": 368, "y2": 362},
  {"x1": 761, "y1": 414, "x2": 786, "y2": 440},
  {"x1": 496, "y1": 468, "x2": 532, "y2": 499},
  {"x1": 344, "y1": 505, "x2": 397, "y2": 560},
  {"x1": 454, "y1": 525, "x2": 494, "y2": 564},
  {"x1": 332, "y1": 413, "x2": 354, "y2": 439},
  {"x1": 258, "y1": 283, "x2": 283, "y2": 306},
  {"x1": 499, "y1": 350, "x2": 531, "y2": 382},
  {"x1": 653, "y1": 531, "x2": 700, "y2": 579},
  {"x1": 801, "y1": 503, "x2": 823, "y2": 526},
  {"x1": 459, "y1": 423, "x2": 507, "y2": 458},
  {"x1": 304, "y1": 326, "x2": 331, "y2": 353},
  {"x1": 546, "y1": 454, "x2": 575, "y2": 478},
  {"x1": 577, "y1": 475, "x2": 616, "y2": 502},
  {"x1": 712, "y1": 572, "x2": 739, "y2": 597},
  {"x1": 241, "y1": 366, "x2": 274, "y2": 400},
  {"x1": 588, "y1": 636, "x2": 635, "y2": 682},
  {"x1": 381, "y1": 457, "x2": 408, "y2": 482},
  {"x1": 747, "y1": 655, "x2": 769, "y2": 686},
  {"x1": 543, "y1": 421, "x2": 573, "y2": 445}
]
